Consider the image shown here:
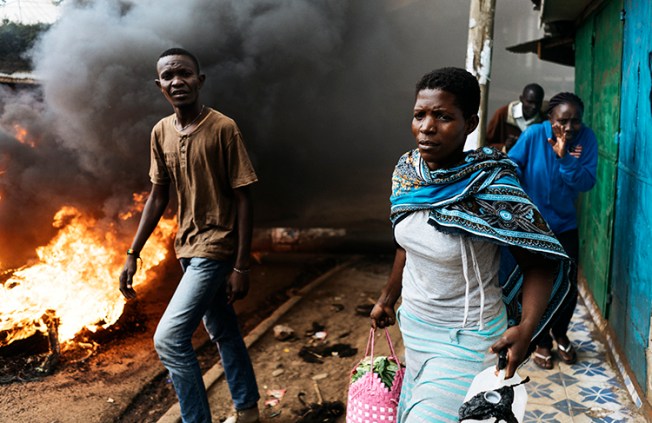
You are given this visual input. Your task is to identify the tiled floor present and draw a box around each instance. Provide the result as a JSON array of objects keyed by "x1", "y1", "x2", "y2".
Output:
[{"x1": 520, "y1": 297, "x2": 647, "y2": 422}]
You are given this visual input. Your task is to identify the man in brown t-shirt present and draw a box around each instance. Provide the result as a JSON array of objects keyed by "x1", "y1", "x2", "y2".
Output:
[{"x1": 119, "y1": 48, "x2": 260, "y2": 423}]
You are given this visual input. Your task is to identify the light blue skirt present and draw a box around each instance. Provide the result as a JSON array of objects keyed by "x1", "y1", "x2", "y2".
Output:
[{"x1": 396, "y1": 306, "x2": 507, "y2": 423}]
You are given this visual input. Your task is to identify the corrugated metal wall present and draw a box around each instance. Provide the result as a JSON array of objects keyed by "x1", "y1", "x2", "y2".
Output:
[
  {"x1": 576, "y1": 0, "x2": 623, "y2": 315},
  {"x1": 611, "y1": 0, "x2": 652, "y2": 391}
]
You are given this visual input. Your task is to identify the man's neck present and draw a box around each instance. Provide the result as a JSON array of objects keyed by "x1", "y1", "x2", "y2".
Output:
[{"x1": 174, "y1": 104, "x2": 204, "y2": 128}]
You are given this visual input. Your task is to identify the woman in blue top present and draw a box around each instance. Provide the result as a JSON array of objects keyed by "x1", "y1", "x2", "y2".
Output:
[{"x1": 508, "y1": 92, "x2": 598, "y2": 369}]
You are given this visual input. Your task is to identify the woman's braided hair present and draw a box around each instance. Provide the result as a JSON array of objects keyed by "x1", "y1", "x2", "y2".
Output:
[{"x1": 546, "y1": 92, "x2": 584, "y2": 117}]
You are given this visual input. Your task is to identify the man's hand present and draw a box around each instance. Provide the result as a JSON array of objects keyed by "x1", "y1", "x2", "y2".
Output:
[
  {"x1": 119, "y1": 255, "x2": 138, "y2": 299},
  {"x1": 548, "y1": 123, "x2": 568, "y2": 158},
  {"x1": 226, "y1": 270, "x2": 250, "y2": 304}
]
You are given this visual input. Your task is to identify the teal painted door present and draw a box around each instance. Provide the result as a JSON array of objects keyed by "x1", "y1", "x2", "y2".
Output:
[
  {"x1": 575, "y1": 0, "x2": 623, "y2": 316},
  {"x1": 611, "y1": 0, "x2": 652, "y2": 391}
]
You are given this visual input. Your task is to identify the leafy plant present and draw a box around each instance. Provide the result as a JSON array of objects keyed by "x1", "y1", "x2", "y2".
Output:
[{"x1": 351, "y1": 356, "x2": 400, "y2": 389}]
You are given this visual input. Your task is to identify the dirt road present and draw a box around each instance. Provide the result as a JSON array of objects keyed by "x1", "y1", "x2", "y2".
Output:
[{"x1": 203, "y1": 256, "x2": 400, "y2": 423}]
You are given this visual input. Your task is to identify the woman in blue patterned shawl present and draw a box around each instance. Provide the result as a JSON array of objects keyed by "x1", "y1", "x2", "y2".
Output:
[{"x1": 370, "y1": 68, "x2": 571, "y2": 423}]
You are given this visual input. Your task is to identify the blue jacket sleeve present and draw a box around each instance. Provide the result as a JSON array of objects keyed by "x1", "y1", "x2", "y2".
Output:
[{"x1": 557, "y1": 127, "x2": 598, "y2": 192}]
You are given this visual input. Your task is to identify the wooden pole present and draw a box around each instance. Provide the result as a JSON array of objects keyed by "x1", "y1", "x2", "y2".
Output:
[{"x1": 465, "y1": 0, "x2": 497, "y2": 149}]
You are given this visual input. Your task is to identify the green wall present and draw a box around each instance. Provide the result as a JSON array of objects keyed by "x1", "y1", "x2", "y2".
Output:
[{"x1": 575, "y1": 0, "x2": 623, "y2": 316}]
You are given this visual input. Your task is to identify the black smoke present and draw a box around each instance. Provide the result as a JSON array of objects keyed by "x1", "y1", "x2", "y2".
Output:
[{"x1": 0, "y1": 0, "x2": 573, "y2": 267}]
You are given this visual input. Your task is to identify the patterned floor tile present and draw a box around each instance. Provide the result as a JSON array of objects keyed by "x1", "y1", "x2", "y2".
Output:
[
  {"x1": 572, "y1": 408, "x2": 644, "y2": 422},
  {"x1": 547, "y1": 371, "x2": 581, "y2": 388},
  {"x1": 569, "y1": 384, "x2": 622, "y2": 408},
  {"x1": 563, "y1": 359, "x2": 617, "y2": 382},
  {"x1": 526, "y1": 378, "x2": 568, "y2": 404},
  {"x1": 572, "y1": 339, "x2": 604, "y2": 358},
  {"x1": 520, "y1": 296, "x2": 647, "y2": 422},
  {"x1": 524, "y1": 404, "x2": 572, "y2": 422}
]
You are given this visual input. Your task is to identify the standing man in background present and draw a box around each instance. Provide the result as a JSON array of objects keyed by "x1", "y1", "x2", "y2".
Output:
[
  {"x1": 119, "y1": 48, "x2": 260, "y2": 423},
  {"x1": 486, "y1": 83, "x2": 545, "y2": 152}
]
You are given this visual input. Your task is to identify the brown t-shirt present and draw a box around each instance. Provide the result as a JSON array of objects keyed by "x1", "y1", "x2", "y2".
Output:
[
  {"x1": 485, "y1": 103, "x2": 521, "y2": 151},
  {"x1": 149, "y1": 108, "x2": 258, "y2": 260}
]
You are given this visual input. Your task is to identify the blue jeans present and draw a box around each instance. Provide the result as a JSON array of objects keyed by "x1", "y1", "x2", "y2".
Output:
[{"x1": 153, "y1": 257, "x2": 260, "y2": 423}]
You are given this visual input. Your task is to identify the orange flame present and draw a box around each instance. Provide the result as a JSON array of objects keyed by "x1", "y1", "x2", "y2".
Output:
[
  {"x1": 118, "y1": 192, "x2": 148, "y2": 221},
  {"x1": 0, "y1": 202, "x2": 176, "y2": 348},
  {"x1": 12, "y1": 124, "x2": 37, "y2": 148}
]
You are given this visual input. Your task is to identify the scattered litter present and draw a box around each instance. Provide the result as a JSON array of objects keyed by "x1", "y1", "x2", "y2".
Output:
[
  {"x1": 296, "y1": 392, "x2": 345, "y2": 423},
  {"x1": 313, "y1": 331, "x2": 327, "y2": 340},
  {"x1": 304, "y1": 322, "x2": 326, "y2": 337},
  {"x1": 267, "y1": 389, "x2": 286, "y2": 400},
  {"x1": 311, "y1": 373, "x2": 328, "y2": 381},
  {"x1": 264, "y1": 389, "x2": 287, "y2": 408},
  {"x1": 269, "y1": 410, "x2": 282, "y2": 418},
  {"x1": 283, "y1": 348, "x2": 290, "y2": 353},
  {"x1": 323, "y1": 343, "x2": 357, "y2": 357},
  {"x1": 355, "y1": 304, "x2": 374, "y2": 316},
  {"x1": 299, "y1": 347, "x2": 324, "y2": 364},
  {"x1": 273, "y1": 324, "x2": 296, "y2": 341},
  {"x1": 107, "y1": 398, "x2": 115, "y2": 403},
  {"x1": 313, "y1": 380, "x2": 323, "y2": 404},
  {"x1": 299, "y1": 344, "x2": 358, "y2": 363},
  {"x1": 265, "y1": 398, "x2": 280, "y2": 407},
  {"x1": 330, "y1": 303, "x2": 344, "y2": 312},
  {"x1": 272, "y1": 369, "x2": 285, "y2": 377}
]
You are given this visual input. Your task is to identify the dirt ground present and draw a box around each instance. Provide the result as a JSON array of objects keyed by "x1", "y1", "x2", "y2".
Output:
[
  {"x1": 205, "y1": 256, "x2": 401, "y2": 423},
  {"x1": 0, "y1": 253, "x2": 354, "y2": 423}
]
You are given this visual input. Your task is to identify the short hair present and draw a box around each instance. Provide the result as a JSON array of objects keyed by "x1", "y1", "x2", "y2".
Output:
[
  {"x1": 546, "y1": 92, "x2": 584, "y2": 116},
  {"x1": 158, "y1": 48, "x2": 201, "y2": 73},
  {"x1": 522, "y1": 83, "x2": 544, "y2": 101},
  {"x1": 415, "y1": 68, "x2": 480, "y2": 118}
]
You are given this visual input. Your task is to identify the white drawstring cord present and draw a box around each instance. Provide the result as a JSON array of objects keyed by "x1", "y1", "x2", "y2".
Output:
[
  {"x1": 468, "y1": 240, "x2": 486, "y2": 330},
  {"x1": 460, "y1": 237, "x2": 487, "y2": 330},
  {"x1": 460, "y1": 238, "x2": 471, "y2": 328}
]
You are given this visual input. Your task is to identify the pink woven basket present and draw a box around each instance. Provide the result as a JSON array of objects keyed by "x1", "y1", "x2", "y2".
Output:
[{"x1": 346, "y1": 328, "x2": 404, "y2": 423}]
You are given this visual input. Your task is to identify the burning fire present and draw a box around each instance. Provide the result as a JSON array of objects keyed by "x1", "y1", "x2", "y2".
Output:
[
  {"x1": 0, "y1": 199, "x2": 176, "y2": 349},
  {"x1": 12, "y1": 124, "x2": 37, "y2": 148}
]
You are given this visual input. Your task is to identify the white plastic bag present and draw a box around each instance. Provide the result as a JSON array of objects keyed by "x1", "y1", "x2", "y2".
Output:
[{"x1": 460, "y1": 366, "x2": 527, "y2": 423}]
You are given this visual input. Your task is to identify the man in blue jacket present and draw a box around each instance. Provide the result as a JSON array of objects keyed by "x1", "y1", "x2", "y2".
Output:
[{"x1": 508, "y1": 92, "x2": 598, "y2": 369}]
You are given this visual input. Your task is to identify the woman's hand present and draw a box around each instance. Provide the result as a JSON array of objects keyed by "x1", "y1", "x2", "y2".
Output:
[
  {"x1": 370, "y1": 247, "x2": 405, "y2": 329},
  {"x1": 489, "y1": 324, "x2": 532, "y2": 379},
  {"x1": 370, "y1": 302, "x2": 396, "y2": 329},
  {"x1": 569, "y1": 144, "x2": 583, "y2": 158},
  {"x1": 548, "y1": 122, "x2": 568, "y2": 158}
]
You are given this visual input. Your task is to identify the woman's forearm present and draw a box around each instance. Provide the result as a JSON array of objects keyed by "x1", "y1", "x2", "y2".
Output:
[{"x1": 378, "y1": 247, "x2": 406, "y2": 306}]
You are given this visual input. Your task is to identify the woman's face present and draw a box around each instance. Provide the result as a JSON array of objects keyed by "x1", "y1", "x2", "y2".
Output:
[
  {"x1": 549, "y1": 102, "x2": 582, "y2": 142},
  {"x1": 412, "y1": 88, "x2": 478, "y2": 171}
]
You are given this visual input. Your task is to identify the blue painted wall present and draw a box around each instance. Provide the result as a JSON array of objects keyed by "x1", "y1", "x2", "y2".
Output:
[{"x1": 610, "y1": 0, "x2": 652, "y2": 391}]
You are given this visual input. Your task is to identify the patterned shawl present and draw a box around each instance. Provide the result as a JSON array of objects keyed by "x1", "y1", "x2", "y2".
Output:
[{"x1": 390, "y1": 146, "x2": 572, "y2": 339}]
